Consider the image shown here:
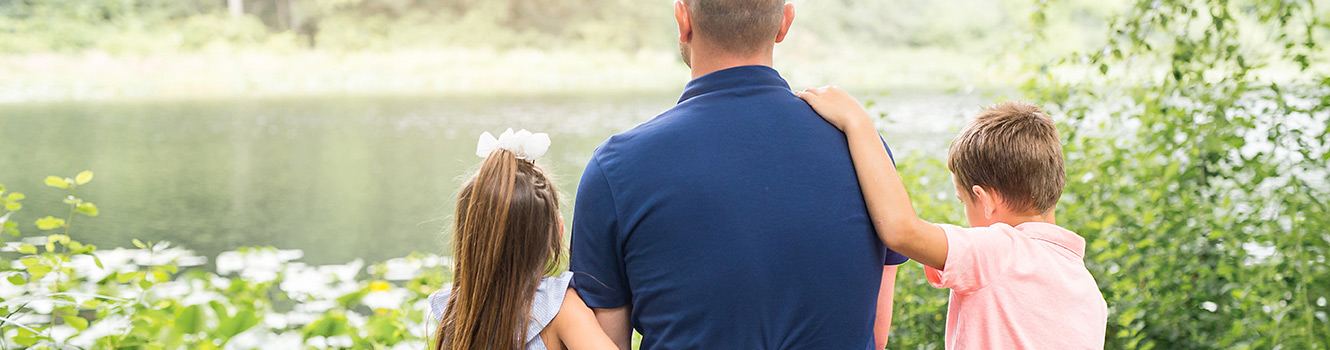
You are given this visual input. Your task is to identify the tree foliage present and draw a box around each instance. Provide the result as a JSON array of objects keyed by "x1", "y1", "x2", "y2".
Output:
[
  {"x1": 889, "y1": 0, "x2": 1329, "y2": 349},
  {"x1": 1034, "y1": 0, "x2": 1328, "y2": 347},
  {"x1": 0, "y1": 0, "x2": 1109, "y2": 53}
]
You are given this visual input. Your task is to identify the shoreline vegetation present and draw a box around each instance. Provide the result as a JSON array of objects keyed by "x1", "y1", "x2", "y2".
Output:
[
  {"x1": 3, "y1": 0, "x2": 1328, "y2": 349},
  {"x1": 0, "y1": 47, "x2": 1019, "y2": 104},
  {"x1": 0, "y1": 0, "x2": 1105, "y2": 104}
]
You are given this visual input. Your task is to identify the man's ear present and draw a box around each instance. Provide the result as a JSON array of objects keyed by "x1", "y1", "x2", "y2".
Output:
[
  {"x1": 775, "y1": 3, "x2": 795, "y2": 43},
  {"x1": 675, "y1": 0, "x2": 692, "y2": 44},
  {"x1": 972, "y1": 185, "x2": 998, "y2": 220}
]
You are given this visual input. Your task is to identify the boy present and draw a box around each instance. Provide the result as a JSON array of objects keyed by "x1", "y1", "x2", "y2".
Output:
[{"x1": 795, "y1": 87, "x2": 1108, "y2": 349}]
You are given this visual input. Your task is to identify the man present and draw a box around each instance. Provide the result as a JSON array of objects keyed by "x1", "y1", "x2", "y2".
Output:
[{"x1": 570, "y1": 1, "x2": 908, "y2": 348}]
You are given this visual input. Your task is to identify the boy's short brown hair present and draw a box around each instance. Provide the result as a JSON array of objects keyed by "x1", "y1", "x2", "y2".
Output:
[{"x1": 947, "y1": 101, "x2": 1065, "y2": 214}]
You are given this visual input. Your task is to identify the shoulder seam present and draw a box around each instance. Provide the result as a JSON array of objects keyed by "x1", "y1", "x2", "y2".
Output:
[
  {"x1": 589, "y1": 155, "x2": 624, "y2": 238},
  {"x1": 954, "y1": 225, "x2": 1017, "y2": 295},
  {"x1": 1029, "y1": 237, "x2": 1085, "y2": 259}
]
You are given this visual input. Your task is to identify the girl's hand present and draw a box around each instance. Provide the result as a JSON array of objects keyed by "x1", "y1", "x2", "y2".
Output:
[{"x1": 795, "y1": 86, "x2": 874, "y2": 132}]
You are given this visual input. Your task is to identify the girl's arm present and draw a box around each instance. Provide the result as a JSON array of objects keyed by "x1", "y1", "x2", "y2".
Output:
[
  {"x1": 548, "y1": 288, "x2": 619, "y2": 350},
  {"x1": 795, "y1": 87, "x2": 950, "y2": 269}
]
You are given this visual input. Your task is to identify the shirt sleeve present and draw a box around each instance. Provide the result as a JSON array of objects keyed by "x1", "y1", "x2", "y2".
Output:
[
  {"x1": 429, "y1": 287, "x2": 451, "y2": 323},
  {"x1": 569, "y1": 157, "x2": 632, "y2": 309},
  {"x1": 884, "y1": 248, "x2": 909, "y2": 265},
  {"x1": 924, "y1": 224, "x2": 1016, "y2": 294}
]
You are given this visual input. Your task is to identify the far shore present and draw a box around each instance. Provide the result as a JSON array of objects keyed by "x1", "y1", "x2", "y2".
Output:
[{"x1": 0, "y1": 47, "x2": 1017, "y2": 104}]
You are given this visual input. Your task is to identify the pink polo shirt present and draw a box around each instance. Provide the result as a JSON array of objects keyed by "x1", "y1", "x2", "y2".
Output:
[{"x1": 924, "y1": 222, "x2": 1108, "y2": 350}]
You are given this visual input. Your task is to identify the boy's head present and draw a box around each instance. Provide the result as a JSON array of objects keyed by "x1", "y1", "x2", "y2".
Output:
[{"x1": 947, "y1": 101, "x2": 1065, "y2": 227}]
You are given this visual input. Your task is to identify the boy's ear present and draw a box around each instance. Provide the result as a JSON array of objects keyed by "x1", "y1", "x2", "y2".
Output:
[{"x1": 972, "y1": 185, "x2": 998, "y2": 220}]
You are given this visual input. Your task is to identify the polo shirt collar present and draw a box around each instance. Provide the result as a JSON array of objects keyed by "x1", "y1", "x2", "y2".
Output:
[
  {"x1": 678, "y1": 65, "x2": 791, "y2": 104},
  {"x1": 1016, "y1": 222, "x2": 1087, "y2": 258}
]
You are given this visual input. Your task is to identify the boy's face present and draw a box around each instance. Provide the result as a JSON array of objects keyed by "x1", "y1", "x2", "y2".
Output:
[{"x1": 954, "y1": 175, "x2": 994, "y2": 228}]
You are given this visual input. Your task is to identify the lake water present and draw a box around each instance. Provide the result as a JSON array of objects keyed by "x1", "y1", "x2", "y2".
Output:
[{"x1": 0, "y1": 91, "x2": 987, "y2": 265}]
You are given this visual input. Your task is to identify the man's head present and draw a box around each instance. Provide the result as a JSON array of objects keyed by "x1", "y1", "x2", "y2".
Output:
[
  {"x1": 674, "y1": 0, "x2": 794, "y2": 68},
  {"x1": 947, "y1": 101, "x2": 1065, "y2": 227}
]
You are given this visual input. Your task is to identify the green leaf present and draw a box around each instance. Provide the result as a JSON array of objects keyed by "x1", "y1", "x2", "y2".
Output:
[
  {"x1": 45, "y1": 176, "x2": 70, "y2": 189},
  {"x1": 93, "y1": 255, "x2": 104, "y2": 269},
  {"x1": 64, "y1": 315, "x2": 89, "y2": 331},
  {"x1": 6, "y1": 193, "x2": 23, "y2": 201},
  {"x1": 217, "y1": 309, "x2": 259, "y2": 338},
  {"x1": 77, "y1": 202, "x2": 99, "y2": 217},
  {"x1": 17, "y1": 244, "x2": 37, "y2": 254},
  {"x1": 35, "y1": 216, "x2": 66, "y2": 230},
  {"x1": 4, "y1": 202, "x2": 19, "y2": 211},
  {"x1": 174, "y1": 305, "x2": 206, "y2": 335},
  {"x1": 75, "y1": 171, "x2": 94, "y2": 185},
  {"x1": 14, "y1": 327, "x2": 39, "y2": 346},
  {"x1": 209, "y1": 301, "x2": 230, "y2": 320},
  {"x1": 133, "y1": 239, "x2": 147, "y2": 249},
  {"x1": 6, "y1": 273, "x2": 25, "y2": 285},
  {"x1": 303, "y1": 313, "x2": 350, "y2": 338},
  {"x1": 115, "y1": 272, "x2": 136, "y2": 283},
  {"x1": 49, "y1": 234, "x2": 69, "y2": 244},
  {"x1": 27, "y1": 264, "x2": 51, "y2": 277}
]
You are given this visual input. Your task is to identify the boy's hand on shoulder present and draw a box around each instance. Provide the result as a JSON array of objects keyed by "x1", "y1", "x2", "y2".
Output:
[{"x1": 795, "y1": 86, "x2": 874, "y2": 132}]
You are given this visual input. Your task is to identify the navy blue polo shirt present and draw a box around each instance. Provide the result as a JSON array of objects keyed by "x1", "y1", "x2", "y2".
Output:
[{"x1": 570, "y1": 65, "x2": 908, "y2": 350}]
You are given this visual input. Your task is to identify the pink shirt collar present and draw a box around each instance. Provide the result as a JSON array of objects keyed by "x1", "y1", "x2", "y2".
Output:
[{"x1": 1013, "y1": 222, "x2": 1087, "y2": 259}]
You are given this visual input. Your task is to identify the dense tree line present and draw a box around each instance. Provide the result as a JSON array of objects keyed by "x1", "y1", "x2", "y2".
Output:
[{"x1": 0, "y1": 0, "x2": 1111, "y2": 53}]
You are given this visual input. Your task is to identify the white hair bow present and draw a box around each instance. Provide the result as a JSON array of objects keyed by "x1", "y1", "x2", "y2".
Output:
[{"x1": 476, "y1": 128, "x2": 551, "y2": 160}]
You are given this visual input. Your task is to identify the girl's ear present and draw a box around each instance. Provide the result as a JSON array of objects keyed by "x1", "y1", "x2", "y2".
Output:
[
  {"x1": 972, "y1": 185, "x2": 998, "y2": 220},
  {"x1": 558, "y1": 216, "x2": 566, "y2": 238}
]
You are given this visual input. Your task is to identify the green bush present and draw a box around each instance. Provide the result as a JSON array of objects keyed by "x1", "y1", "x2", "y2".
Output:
[
  {"x1": 0, "y1": 172, "x2": 452, "y2": 349},
  {"x1": 883, "y1": 0, "x2": 1329, "y2": 349}
]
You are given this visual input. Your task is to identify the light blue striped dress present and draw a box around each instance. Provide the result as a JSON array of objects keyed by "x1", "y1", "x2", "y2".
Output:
[{"x1": 429, "y1": 271, "x2": 573, "y2": 350}]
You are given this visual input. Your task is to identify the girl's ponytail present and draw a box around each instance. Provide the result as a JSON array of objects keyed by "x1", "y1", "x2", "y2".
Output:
[{"x1": 435, "y1": 148, "x2": 562, "y2": 350}]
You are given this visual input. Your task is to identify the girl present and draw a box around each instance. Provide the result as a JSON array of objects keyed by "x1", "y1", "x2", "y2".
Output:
[{"x1": 431, "y1": 129, "x2": 616, "y2": 350}]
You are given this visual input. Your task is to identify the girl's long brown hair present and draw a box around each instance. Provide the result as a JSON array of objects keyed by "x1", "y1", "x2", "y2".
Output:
[{"x1": 435, "y1": 149, "x2": 563, "y2": 350}]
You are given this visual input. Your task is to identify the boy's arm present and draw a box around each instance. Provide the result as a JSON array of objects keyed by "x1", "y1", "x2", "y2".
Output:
[
  {"x1": 842, "y1": 125, "x2": 948, "y2": 268},
  {"x1": 874, "y1": 265, "x2": 898, "y2": 349},
  {"x1": 796, "y1": 86, "x2": 949, "y2": 269}
]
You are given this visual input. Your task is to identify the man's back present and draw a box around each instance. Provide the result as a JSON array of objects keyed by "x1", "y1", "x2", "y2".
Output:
[{"x1": 570, "y1": 66, "x2": 906, "y2": 349}]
